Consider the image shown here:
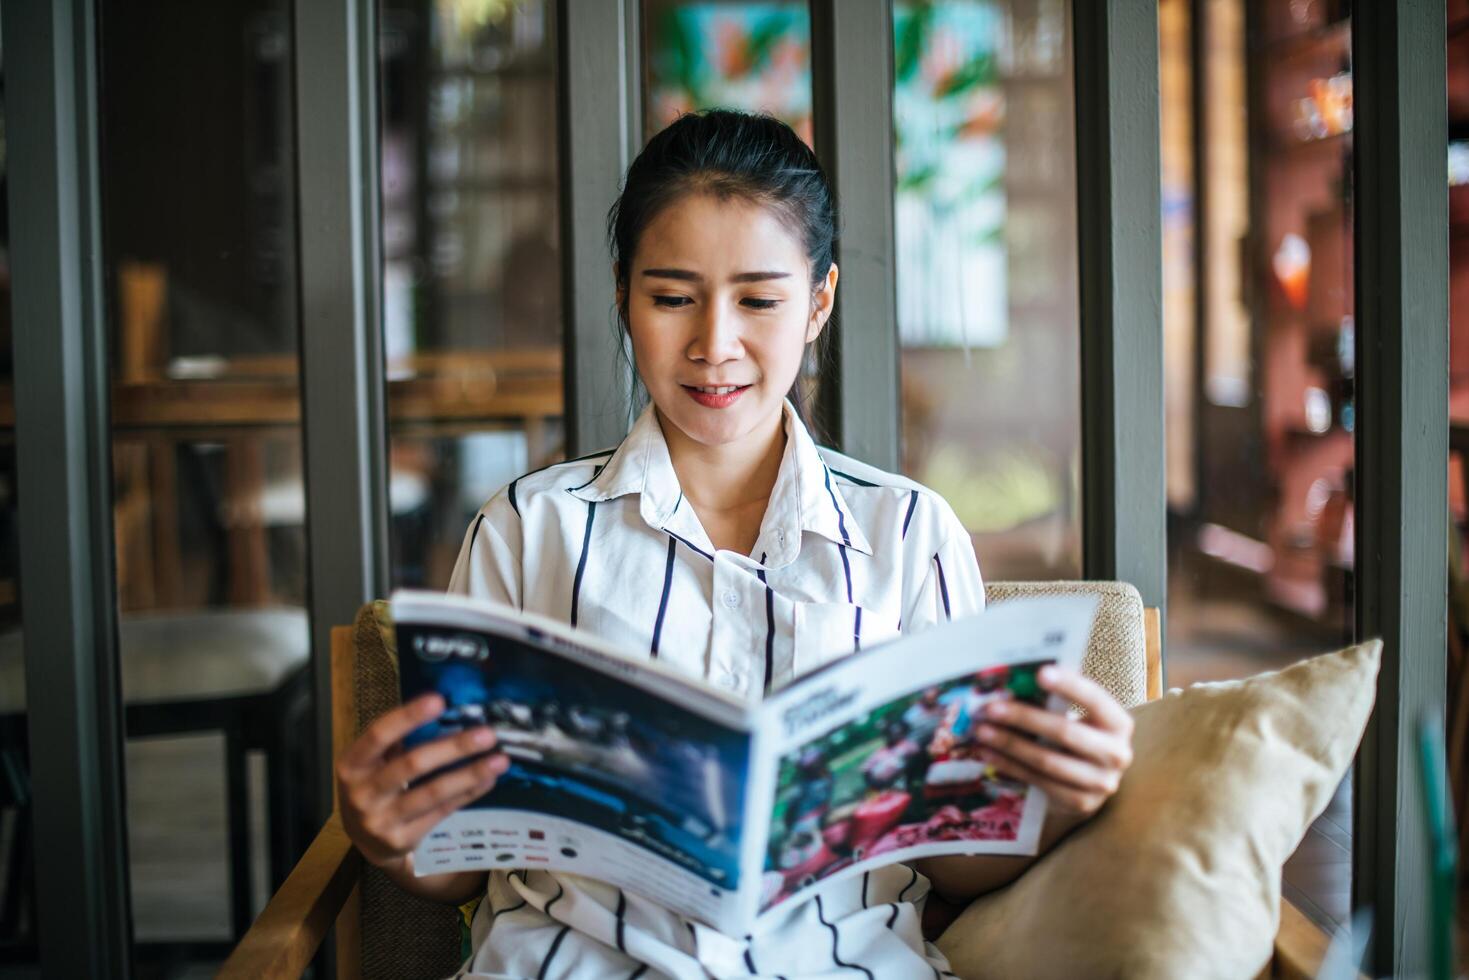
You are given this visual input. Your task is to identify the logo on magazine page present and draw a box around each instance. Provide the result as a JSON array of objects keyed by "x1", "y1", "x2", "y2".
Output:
[{"x1": 413, "y1": 631, "x2": 489, "y2": 663}]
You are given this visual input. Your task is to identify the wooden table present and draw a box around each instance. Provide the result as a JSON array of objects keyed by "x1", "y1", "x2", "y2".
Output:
[
  {"x1": 0, "y1": 349, "x2": 564, "y2": 430},
  {"x1": 0, "y1": 350, "x2": 563, "y2": 609}
]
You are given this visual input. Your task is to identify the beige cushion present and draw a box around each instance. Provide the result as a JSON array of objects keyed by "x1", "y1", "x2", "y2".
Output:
[{"x1": 937, "y1": 640, "x2": 1381, "y2": 980}]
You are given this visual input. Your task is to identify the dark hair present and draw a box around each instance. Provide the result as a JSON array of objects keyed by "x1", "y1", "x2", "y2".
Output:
[{"x1": 605, "y1": 109, "x2": 838, "y2": 429}]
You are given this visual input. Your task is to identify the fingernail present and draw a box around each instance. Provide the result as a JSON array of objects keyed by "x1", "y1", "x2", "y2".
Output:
[
  {"x1": 1038, "y1": 666, "x2": 1057, "y2": 684},
  {"x1": 472, "y1": 727, "x2": 496, "y2": 747},
  {"x1": 976, "y1": 725, "x2": 994, "y2": 741},
  {"x1": 987, "y1": 702, "x2": 1008, "y2": 718}
]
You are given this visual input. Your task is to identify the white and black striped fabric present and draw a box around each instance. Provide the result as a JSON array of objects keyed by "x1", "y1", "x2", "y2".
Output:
[{"x1": 448, "y1": 401, "x2": 983, "y2": 980}]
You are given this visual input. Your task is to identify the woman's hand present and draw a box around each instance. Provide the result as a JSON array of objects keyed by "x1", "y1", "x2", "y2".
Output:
[
  {"x1": 973, "y1": 666, "x2": 1134, "y2": 818},
  {"x1": 336, "y1": 693, "x2": 510, "y2": 871}
]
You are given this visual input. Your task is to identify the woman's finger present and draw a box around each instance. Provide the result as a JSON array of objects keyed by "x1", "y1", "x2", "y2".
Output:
[
  {"x1": 983, "y1": 700, "x2": 1133, "y2": 771},
  {"x1": 394, "y1": 752, "x2": 509, "y2": 825},
  {"x1": 974, "y1": 723, "x2": 1119, "y2": 795},
  {"x1": 337, "y1": 694, "x2": 445, "y2": 778},
  {"x1": 977, "y1": 748, "x2": 1104, "y2": 815},
  {"x1": 370, "y1": 725, "x2": 499, "y2": 798},
  {"x1": 393, "y1": 778, "x2": 504, "y2": 854},
  {"x1": 1037, "y1": 666, "x2": 1134, "y2": 735}
]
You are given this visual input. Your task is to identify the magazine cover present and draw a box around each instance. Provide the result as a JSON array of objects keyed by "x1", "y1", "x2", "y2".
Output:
[
  {"x1": 392, "y1": 590, "x2": 1098, "y2": 933},
  {"x1": 394, "y1": 593, "x2": 753, "y2": 925}
]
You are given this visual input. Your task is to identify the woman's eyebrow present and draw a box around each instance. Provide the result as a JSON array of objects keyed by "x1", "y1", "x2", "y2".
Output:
[{"x1": 641, "y1": 268, "x2": 791, "y2": 283}]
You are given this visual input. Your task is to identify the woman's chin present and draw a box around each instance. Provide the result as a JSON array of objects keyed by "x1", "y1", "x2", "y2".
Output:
[{"x1": 658, "y1": 397, "x2": 772, "y2": 449}]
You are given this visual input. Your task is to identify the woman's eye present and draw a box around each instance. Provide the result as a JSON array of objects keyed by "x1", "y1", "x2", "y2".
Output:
[
  {"x1": 742, "y1": 298, "x2": 780, "y2": 310},
  {"x1": 652, "y1": 295, "x2": 691, "y2": 308}
]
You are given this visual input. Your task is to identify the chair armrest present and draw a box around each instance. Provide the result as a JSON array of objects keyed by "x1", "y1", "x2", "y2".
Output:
[
  {"x1": 219, "y1": 812, "x2": 363, "y2": 980},
  {"x1": 1270, "y1": 897, "x2": 1337, "y2": 980}
]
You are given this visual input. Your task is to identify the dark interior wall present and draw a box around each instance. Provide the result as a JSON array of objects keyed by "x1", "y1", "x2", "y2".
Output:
[{"x1": 98, "y1": 0, "x2": 295, "y2": 361}]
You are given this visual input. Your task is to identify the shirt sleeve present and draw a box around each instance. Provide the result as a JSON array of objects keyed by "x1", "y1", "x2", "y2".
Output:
[
  {"x1": 901, "y1": 512, "x2": 985, "y2": 635},
  {"x1": 447, "y1": 491, "x2": 523, "y2": 608}
]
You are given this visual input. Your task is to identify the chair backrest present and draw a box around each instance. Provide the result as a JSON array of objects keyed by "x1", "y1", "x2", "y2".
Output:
[
  {"x1": 984, "y1": 581, "x2": 1155, "y2": 709},
  {"x1": 348, "y1": 601, "x2": 463, "y2": 980}
]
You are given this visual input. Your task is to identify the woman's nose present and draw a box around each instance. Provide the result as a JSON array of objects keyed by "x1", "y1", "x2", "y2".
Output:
[{"x1": 688, "y1": 303, "x2": 744, "y2": 364}]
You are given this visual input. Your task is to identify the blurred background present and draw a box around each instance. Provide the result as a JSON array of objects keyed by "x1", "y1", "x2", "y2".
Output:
[{"x1": 0, "y1": 0, "x2": 1464, "y2": 975}]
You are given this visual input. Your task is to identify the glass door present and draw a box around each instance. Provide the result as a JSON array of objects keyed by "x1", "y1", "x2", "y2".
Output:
[
  {"x1": 378, "y1": 0, "x2": 567, "y2": 591},
  {"x1": 96, "y1": 0, "x2": 313, "y2": 968},
  {"x1": 1161, "y1": 0, "x2": 1356, "y2": 931}
]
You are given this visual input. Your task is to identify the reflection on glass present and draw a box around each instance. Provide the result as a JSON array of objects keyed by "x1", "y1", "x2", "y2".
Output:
[
  {"x1": 0, "y1": 24, "x2": 37, "y2": 968},
  {"x1": 379, "y1": 0, "x2": 565, "y2": 589},
  {"x1": 1162, "y1": 0, "x2": 1354, "y2": 931},
  {"x1": 895, "y1": 0, "x2": 1080, "y2": 580},
  {"x1": 98, "y1": 0, "x2": 312, "y2": 960},
  {"x1": 644, "y1": 1, "x2": 812, "y2": 143},
  {"x1": 1160, "y1": 0, "x2": 1196, "y2": 512},
  {"x1": 1166, "y1": 0, "x2": 1354, "y2": 686},
  {"x1": 1446, "y1": 0, "x2": 1469, "y2": 884}
]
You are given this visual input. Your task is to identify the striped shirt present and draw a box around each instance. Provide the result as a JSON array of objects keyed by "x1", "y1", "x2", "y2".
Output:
[{"x1": 448, "y1": 400, "x2": 983, "y2": 979}]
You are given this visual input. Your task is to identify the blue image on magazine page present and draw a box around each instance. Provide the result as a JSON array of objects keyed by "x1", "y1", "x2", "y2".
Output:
[{"x1": 397, "y1": 622, "x2": 749, "y2": 890}]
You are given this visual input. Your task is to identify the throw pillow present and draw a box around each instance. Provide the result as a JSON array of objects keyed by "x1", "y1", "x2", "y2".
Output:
[{"x1": 936, "y1": 640, "x2": 1381, "y2": 979}]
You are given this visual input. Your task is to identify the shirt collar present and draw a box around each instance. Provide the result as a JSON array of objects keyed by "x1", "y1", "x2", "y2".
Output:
[{"x1": 568, "y1": 401, "x2": 873, "y2": 565}]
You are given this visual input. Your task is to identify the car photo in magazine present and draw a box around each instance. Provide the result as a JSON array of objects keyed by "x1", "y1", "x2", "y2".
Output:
[{"x1": 392, "y1": 589, "x2": 1097, "y2": 934}]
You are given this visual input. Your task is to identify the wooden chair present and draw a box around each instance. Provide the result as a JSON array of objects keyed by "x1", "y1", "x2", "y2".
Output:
[{"x1": 220, "y1": 583, "x2": 1333, "y2": 979}]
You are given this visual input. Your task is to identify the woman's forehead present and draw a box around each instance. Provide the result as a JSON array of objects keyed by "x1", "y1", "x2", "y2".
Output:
[{"x1": 634, "y1": 192, "x2": 807, "y2": 274}]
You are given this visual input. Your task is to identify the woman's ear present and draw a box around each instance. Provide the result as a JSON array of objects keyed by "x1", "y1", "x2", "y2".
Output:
[{"x1": 806, "y1": 262, "x2": 839, "y2": 343}]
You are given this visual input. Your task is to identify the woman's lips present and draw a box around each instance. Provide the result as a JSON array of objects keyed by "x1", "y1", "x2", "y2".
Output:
[{"x1": 682, "y1": 384, "x2": 750, "y2": 409}]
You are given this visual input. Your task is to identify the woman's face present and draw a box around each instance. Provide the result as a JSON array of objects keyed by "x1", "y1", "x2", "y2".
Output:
[{"x1": 621, "y1": 192, "x2": 836, "y2": 450}]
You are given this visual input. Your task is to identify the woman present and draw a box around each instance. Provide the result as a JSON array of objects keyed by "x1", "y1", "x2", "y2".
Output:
[{"x1": 336, "y1": 109, "x2": 1135, "y2": 979}]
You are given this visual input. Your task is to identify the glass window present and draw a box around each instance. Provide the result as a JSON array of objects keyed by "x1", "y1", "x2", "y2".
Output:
[
  {"x1": 894, "y1": 0, "x2": 1081, "y2": 580},
  {"x1": 643, "y1": 1, "x2": 813, "y2": 143},
  {"x1": 97, "y1": 0, "x2": 311, "y2": 966},
  {"x1": 379, "y1": 0, "x2": 565, "y2": 590},
  {"x1": 1162, "y1": 0, "x2": 1355, "y2": 931},
  {"x1": 0, "y1": 21, "x2": 38, "y2": 971}
]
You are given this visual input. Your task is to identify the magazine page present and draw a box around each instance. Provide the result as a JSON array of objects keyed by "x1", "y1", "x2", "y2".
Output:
[
  {"x1": 745, "y1": 595, "x2": 1098, "y2": 923},
  {"x1": 392, "y1": 590, "x2": 761, "y2": 931}
]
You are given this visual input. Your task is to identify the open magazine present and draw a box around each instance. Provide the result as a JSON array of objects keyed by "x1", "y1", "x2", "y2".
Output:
[{"x1": 393, "y1": 589, "x2": 1097, "y2": 935}]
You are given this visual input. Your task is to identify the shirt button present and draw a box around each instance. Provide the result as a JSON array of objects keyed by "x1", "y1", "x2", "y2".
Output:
[
  {"x1": 722, "y1": 589, "x2": 740, "y2": 609},
  {"x1": 776, "y1": 530, "x2": 786, "y2": 545}
]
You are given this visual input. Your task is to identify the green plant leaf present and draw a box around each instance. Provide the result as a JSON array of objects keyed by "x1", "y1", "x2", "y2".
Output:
[{"x1": 894, "y1": 2, "x2": 934, "y2": 86}]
